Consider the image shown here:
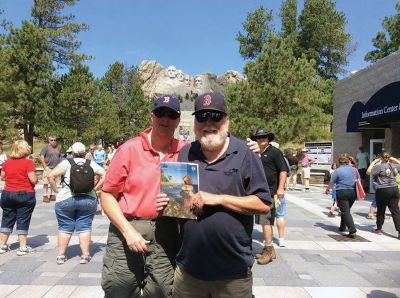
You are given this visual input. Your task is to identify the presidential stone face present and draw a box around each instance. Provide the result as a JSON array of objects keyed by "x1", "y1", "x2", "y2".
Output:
[
  {"x1": 166, "y1": 66, "x2": 177, "y2": 79},
  {"x1": 176, "y1": 69, "x2": 184, "y2": 82},
  {"x1": 184, "y1": 75, "x2": 192, "y2": 87},
  {"x1": 194, "y1": 76, "x2": 203, "y2": 87}
]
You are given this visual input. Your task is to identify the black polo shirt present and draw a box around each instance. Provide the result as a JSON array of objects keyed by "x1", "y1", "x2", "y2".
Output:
[
  {"x1": 260, "y1": 145, "x2": 288, "y2": 195},
  {"x1": 176, "y1": 135, "x2": 271, "y2": 280}
]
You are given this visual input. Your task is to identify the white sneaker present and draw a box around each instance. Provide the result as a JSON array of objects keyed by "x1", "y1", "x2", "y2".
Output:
[
  {"x1": 0, "y1": 244, "x2": 10, "y2": 254},
  {"x1": 17, "y1": 246, "x2": 35, "y2": 256},
  {"x1": 80, "y1": 255, "x2": 92, "y2": 264},
  {"x1": 57, "y1": 255, "x2": 67, "y2": 265},
  {"x1": 278, "y1": 238, "x2": 286, "y2": 247}
]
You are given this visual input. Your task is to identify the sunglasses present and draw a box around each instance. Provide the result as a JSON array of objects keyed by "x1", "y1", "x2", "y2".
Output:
[
  {"x1": 255, "y1": 136, "x2": 268, "y2": 140},
  {"x1": 153, "y1": 109, "x2": 180, "y2": 120},
  {"x1": 195, "y1": 111, "x2": 225, "y2": 123},
  {"x1": 49, "y1": 139, "x2": 56, "y2": 141}
]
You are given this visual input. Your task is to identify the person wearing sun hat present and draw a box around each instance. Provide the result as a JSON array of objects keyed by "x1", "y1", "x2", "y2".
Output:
[
  {"x1": 250, "y1": 128, "x2": 275, "y2": 142},
  {"x1": 251, "y1": 128, "x2": 289, "y2": 265},
  {"x1": 301, "y1": 148, "x2": 315, "y2": 191}
]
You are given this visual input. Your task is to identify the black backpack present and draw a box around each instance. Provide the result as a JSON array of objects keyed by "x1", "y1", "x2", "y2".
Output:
[{"x1": 63, "y1": 159, "x2": 95, "y2": 194}]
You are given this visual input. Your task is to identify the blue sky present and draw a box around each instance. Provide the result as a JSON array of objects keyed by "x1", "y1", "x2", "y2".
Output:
[{"x1": 1, "y1": 0, "x2": 398, "y2": 79}]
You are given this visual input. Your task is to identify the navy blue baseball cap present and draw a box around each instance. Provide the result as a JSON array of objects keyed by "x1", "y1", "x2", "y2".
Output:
[
  {"x1": 192, "y1": 92, "x2": 227, "y2": 115},
  {"x1": 153, "y1": 95, "x2": 180, "y2": 114}
]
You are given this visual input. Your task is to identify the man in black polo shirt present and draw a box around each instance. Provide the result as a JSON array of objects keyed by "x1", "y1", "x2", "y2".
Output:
[
  {"x1": 173, "y1": 92, "x2": 271, "y2": 297},
  {"x1": 252, "y1": 128, "x2": 288, "y2": 265}
]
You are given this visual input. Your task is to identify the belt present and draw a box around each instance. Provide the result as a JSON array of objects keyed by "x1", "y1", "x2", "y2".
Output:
[{"x1": 126, "y1": 216, "x2": 157, "y2": 222}]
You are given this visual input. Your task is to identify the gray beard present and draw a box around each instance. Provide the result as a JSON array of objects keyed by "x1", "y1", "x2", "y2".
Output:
[{"x1": 198, "y1": 133, "x2": 227, "y2": 152}]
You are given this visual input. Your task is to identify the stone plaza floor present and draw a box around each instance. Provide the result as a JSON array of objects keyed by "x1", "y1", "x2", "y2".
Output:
[{"x1": 0, "y1": 182, "x2": 399, "y2": 297}]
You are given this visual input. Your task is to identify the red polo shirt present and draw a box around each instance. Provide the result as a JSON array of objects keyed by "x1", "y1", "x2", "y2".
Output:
[{"x1": 102, "y1": 128, "x2": 187, "y2": 218}]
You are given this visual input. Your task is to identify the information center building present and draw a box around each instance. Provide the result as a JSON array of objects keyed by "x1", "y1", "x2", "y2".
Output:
[{"x1": 333, "y1": 50, "x2": 400, "y2": 168}]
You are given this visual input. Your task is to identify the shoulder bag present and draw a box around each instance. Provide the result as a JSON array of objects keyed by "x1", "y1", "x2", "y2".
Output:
[{"x1": 354, "y1": 168, "x2": 366, "y2": 200}]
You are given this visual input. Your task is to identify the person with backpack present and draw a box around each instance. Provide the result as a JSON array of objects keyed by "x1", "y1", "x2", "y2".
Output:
[{"x1": 47, "y1": 142, "x2": 105, "y2": 265}]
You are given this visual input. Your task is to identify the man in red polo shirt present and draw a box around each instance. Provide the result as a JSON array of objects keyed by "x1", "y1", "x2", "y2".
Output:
[{"x1": 100, "y1": 95, "x2": 186, "y2": 298}]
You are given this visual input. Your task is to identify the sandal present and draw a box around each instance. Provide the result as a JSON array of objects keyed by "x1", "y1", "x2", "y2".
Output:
[
  {"x1": 372, "y1": 229, "x2": 383, "y2": 235},
  {"x1": 328, "y1": 212, "x2": 336, "y2": 218}
]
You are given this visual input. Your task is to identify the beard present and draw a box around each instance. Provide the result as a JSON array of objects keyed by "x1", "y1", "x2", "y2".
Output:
[{"x1": 195, "y1": 123, "x2": 228, "y2": 152}]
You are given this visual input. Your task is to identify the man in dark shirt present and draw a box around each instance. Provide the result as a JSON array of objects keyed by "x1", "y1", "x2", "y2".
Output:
[
  {"x1": 173, "y1": 93, "x2": 271, "y2": 297},
  {"x1": 252, "y1": 128, "x2": 288, "y2": 265}
]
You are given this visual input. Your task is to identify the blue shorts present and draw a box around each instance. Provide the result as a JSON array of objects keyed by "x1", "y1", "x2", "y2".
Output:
[
  {"x1": 276, "y1": 198, "x2": 287, "y2": 218},
  {"x1": 55, "y1": 196, "x2": 97, "y2": 234},
  {"x1": 0, "y1": 190, "x2": 36, "y2": 235}
]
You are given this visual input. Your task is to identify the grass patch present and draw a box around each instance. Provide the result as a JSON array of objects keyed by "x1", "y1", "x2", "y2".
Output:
[{"x1": 1, "y1": 140, "x2": 47, "y2": 155}]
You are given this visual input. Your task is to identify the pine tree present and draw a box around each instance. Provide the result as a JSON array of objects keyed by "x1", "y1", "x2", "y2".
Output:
[
  {"x1": 227, "y1": 35, "x2": 332, "y2": 143},
  {"x1": 31, "y1": 0, "x2": 89, "y2": 67},
  {"x1": 101, "y1": 62, "x2": 151, "y2": 141},
  {"x1": 365, "y1": 2, "x2": 400, "y2": 63},
  {"x1": 50, "y1": 63, "x2": 99, "y2": 144},
  {"x1": 298, "y1": 0, "x2": 352, "y2": 79},
  {"x1": 236, "y1": 6, "x2": 274, "y2": 60},
  {"x1": 0, "y1": 0, "x2": 88, "y2": 147},
  {"x1": 0, "y1": 21, "x2": 53, "y2": 148},
  {"x1": 280, "y1": 0, "x2": 297, "y2": 37}
]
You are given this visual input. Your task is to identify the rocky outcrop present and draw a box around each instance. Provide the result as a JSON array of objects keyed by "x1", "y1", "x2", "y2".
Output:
[{"x1": 138, "y1": 61, "x2": 245, "y2": 109}]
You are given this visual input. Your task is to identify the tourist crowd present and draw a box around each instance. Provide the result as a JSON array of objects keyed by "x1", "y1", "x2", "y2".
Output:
[{"x1": 0, "y1": 92, "x2": 399, "y2": 298}]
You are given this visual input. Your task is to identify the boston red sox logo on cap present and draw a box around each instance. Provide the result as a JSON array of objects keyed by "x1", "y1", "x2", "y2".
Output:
[
  {"x1": 203, "y1": 94, "x2": 212, "y2": 106},
  {"x1": 153, "y1": 95, "x2": 180, "y2": 114},
  {"x1": 193, "y1": 92, "x2": 227, "y2": 115}
]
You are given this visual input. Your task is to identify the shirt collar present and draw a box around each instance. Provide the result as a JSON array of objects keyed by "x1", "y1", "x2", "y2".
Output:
[
  {"x1": 140, "y1": 127, "x2": 183, "y2": 154},
  {"x1": 261, "y1": 144, "x2": 272, "y2": 154}
]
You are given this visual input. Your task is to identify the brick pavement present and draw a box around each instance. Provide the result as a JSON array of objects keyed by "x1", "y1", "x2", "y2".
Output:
[{"x1": 0, "y1": 182, "x2": 399, "y2": 297}]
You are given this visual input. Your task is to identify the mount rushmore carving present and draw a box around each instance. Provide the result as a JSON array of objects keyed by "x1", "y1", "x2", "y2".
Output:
[{"x1": 138, "y1": 60, "x2": 245, "y2": 106}]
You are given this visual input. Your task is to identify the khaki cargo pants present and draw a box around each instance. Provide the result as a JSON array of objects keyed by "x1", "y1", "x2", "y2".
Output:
[{"x1": 101, "y1": 217, "x2": 179, "y2": 298}]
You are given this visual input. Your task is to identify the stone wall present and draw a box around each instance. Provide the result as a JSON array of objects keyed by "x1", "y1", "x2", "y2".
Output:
[{"x1": 389, "y1": 123, "x2": 400, "y2": 157}]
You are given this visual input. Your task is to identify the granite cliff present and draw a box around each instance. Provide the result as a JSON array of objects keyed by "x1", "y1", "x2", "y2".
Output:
[{"x1": 138, "y1": 60, "x2": 244, "y2": 110}]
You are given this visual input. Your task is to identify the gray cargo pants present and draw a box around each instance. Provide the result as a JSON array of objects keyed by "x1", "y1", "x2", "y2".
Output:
[{"x1": 101, "y1": 217, "x2": 179, "y2": 298}]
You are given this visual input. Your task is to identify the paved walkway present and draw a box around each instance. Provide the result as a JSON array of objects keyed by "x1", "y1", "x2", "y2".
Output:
[{"x1": 0, "y1": 183, "x2": 399, "y2": 297}]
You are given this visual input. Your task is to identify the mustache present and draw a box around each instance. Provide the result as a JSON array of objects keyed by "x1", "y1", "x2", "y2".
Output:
[{"x1": 201, "y1": 125, "x2": 218, "y2": 131}]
